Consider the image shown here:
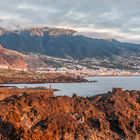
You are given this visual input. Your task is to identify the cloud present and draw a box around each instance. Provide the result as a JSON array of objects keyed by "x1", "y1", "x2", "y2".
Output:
[{"x1": 0, "y1": 0, "x2": 140, "y2": 43}]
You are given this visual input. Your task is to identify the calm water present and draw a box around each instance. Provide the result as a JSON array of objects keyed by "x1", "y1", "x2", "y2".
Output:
[{"x1": 4, "y1": 76, "x2": 140, "y2": 97}]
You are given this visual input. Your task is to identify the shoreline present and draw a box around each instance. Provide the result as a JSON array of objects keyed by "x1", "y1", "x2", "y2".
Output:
[
  {"x1": 0, "y1": 68, "x2": 140, "y2": 84},
  {"x1": 1, "y1": 75, "x2": 140, "y2": 85},
  {"x1": 0, "y1": 69, "x2": 88, "y2": 84},
  {"x1": 85, "y1": 75, "x2": 140, "y2": 77}
]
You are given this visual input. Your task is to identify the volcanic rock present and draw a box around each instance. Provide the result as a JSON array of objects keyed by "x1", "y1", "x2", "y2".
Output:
[{"x1": 0, "y1": 88, "x2": 140, "y2": 139}]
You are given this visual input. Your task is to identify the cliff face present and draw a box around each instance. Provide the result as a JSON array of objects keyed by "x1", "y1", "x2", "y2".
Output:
[
  {"x1": 0, "y1": 44, "x2": 27, "y2": 70},
  {"x1": 0, "y1": 88, "x2": 140, "y2": 140}
]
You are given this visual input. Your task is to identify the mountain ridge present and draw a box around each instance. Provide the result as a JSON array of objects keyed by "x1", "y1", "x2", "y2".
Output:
[{"x1": 0, "y1": 26, "x2": 140, "y2": 59}]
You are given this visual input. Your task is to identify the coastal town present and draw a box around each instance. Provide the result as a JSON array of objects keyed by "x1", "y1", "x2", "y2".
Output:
[
  {"x1": 31, "y1": 54, "x2": 140, "y2": 76},
  {"x1": 0, "y1": 49, "x2": 140, "y2": 77}
]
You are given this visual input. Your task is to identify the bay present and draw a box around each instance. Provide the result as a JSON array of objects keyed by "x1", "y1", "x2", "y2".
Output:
[{"x1": 4, "y1": 76, "x2": 140, "y2": 97}]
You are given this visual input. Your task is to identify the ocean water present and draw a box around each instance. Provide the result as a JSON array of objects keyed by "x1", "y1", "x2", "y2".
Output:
[{"x1": 4, "y1": 76, "x2": 140, "y2": 97}]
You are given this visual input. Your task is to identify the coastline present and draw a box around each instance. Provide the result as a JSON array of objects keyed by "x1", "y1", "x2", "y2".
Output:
[
  {"x1": 0, "y1": 69, "x2": 88, "y2": 84},
  {"x1": 0, "y1": 68, "x2": 140, "y2": 84},
  {"x1": 85, "y1": 74, "x2": 140, "y2": 77}
]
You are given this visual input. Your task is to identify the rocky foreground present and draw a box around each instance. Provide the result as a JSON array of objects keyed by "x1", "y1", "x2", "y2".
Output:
[{"x1": 0, "y1": 88, "x2": 140, "y2": 140}]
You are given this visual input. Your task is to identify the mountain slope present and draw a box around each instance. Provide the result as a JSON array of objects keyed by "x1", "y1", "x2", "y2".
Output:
[
  {"x1": 0, "y1": 27, "x2": 140, "y2": 59},
  {"x1": 0, "y1": 44, "x2": 27, "y2": 70}
]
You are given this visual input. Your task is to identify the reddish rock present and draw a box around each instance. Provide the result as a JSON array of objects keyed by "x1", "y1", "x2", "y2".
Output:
[
  {"x1": 0, "y1": 44, "x2": 27, "y2": 70},
  {"x1": 0, "y1": 88, "x2": 140, "y2": 139}
]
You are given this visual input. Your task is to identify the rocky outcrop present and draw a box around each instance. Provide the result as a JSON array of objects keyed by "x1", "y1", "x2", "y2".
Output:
[
  {"x1": 0, "y1": 69, "x2": 88, "y2": 84},
  {"x1": 0, "y1": 88, "x2": 53, "y2": 101},
  {"x1": 0, "y1": 88, "x2": 140, "y2": 139},
  {"x1": 92, "y1": 88, "x2": 140, "y2": 139},
  {"x1": 0, "y1": 44, "x2": 27, "y2": 70}
]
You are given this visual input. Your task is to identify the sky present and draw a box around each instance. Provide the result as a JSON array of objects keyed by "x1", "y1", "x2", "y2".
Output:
[{"x1": 0, "y1": 0, "x2": 140, "y2": 43}]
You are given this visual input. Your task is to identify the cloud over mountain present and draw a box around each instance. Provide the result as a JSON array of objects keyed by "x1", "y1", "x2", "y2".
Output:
[{"x1": 0, "y1": 0, "x2": 140, "y2": 43}]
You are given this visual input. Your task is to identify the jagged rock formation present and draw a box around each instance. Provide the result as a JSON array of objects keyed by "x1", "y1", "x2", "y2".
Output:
[
  {"x1": 0, "y1": 44, "x2": 27, "y2": 70},
  {"x1": 0, "y1": 88, "x2": 140, "y2": 139}
]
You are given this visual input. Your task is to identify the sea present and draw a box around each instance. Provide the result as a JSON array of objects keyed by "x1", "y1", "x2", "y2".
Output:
[{"x1": 4, "y1": 76, "x2": 140, "y2": 97}]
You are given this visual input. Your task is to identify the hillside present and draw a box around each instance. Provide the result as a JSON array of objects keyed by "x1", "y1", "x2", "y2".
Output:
[
  {"x1": 0, "y1": 27, "x2": 140, "y2": 59},
  {"x1": 0, "y1": 44, "x2": 27, "y2": 70}
]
